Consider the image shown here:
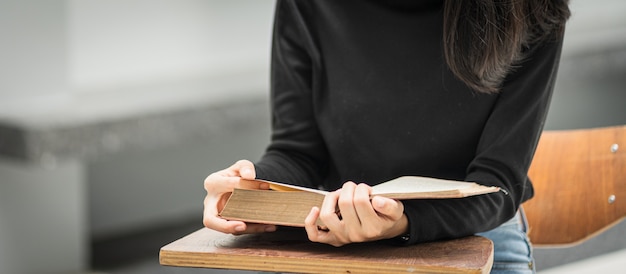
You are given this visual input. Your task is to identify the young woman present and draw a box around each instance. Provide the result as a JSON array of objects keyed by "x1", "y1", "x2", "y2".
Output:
[{"x1": 203, "y1": 1, "x2": 570, "y2": 273}]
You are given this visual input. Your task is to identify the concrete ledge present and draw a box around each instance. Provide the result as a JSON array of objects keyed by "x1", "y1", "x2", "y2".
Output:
[
  {"x1": 0, "y1": 96, "x2": 269, "y2": 165},
  {"x1": 0, "y1": 67, "x2": 270, "y2": 165}
]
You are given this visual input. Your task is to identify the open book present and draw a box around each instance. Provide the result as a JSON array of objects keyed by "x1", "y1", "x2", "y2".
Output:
[{"x1": 219, "y1": 176, "x2": 499, "y2": 227}]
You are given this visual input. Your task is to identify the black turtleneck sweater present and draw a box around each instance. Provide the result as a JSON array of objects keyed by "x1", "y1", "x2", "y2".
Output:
[{"x1": 255, "y1": 0, "x2": 564, "y2": 244}]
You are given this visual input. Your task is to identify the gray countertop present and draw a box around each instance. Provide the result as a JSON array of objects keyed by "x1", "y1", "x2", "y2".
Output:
[{"x1": 0, "y1": 70, "x2": 270, "y2": 165}]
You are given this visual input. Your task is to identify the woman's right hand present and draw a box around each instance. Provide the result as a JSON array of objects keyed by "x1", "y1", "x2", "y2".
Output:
[{"x1": 202, "y1": 159, "x2": 277, "y2": 234}]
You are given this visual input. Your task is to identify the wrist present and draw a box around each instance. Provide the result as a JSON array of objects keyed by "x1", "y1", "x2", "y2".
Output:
[
  {"x1": 388, "y1": 213, "x2": 409, "y2": 239},
  {"x1": 387, "y1": 213, "x2": 411, "y2": 245}
]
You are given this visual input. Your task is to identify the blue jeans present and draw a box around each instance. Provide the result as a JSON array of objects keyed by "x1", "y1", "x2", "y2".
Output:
[{"x1": 476, "y1": 209, "x2": 535, "y2": 274}]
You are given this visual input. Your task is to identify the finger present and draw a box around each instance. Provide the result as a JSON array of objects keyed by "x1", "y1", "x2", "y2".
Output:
[
  {"x1": 204, "y1": 216, "x2": 246, "y2": 233},
  {"x1": 204, "y1": 216, "x2": 275, "y2": 235},
  {"x1": 372, "y1": 196, "x2": 404, "y2": 220},
  {"x1": 204, "y1": 172, "x2": 240, "y2": 193},
  {"x1": 231, "y1": 159, "x2": 256, "y2": 179},
  {"x1": 318, "y1": 190, "x2": 342, "y2": 231},
  {"x1": 205, "y1": 188, "x2": 273, "y2": 234},
  {"x1": 234, "y1": 223, "x2": 277, "y2": 235},
  {"x1": 353, "y1": 183, "x2": 377, "y2": 221},
  {"x1": 202, "y1": 193, "x2": 241, "y2": 230},
  {"x1": 203, "y1": 205, "x2": 246, "y2": 233},
  {"x1": 336, "y1": 182, "x2": 359, "y2": 224},
  {"x1": 305, "y1": 207, "x2": 344, "y2": 246},
  {"x1": 237, "y1": 178, "x2": 270, "y2": 190},
  {"x1": 204, "y1": 194, "x2": 276, "y2": 234},
  {"x1": 304, "y1": 207, "x2": 322, "y2": 240}
]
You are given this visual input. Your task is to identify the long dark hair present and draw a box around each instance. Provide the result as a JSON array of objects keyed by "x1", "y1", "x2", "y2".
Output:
[{"x1": 443, "y1": 0, "x2": 571, "y2": 93}]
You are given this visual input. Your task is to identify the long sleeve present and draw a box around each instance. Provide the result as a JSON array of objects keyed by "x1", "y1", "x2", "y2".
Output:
[
  {"x1": 254, "y1": 0, "x2": 329, "y2": 188},
  {"x1": 254, "y1": 0, "x2": 565, "y2": 244},
  {"x1": 402, "y1": 38, "x2": 564, "y2": 243}
]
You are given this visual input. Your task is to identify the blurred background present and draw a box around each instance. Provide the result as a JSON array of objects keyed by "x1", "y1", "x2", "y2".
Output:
[{"x1": 0, "y1": 0, "x2": 624, "y2": 273}]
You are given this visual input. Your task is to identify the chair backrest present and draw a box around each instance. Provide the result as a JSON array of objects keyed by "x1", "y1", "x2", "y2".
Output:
[{"x1": 523, "y1": 125, "x2": 626, "y2": 247}]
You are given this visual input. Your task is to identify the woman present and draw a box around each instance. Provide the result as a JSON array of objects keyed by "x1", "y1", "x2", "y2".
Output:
[{"x1": 203, "y1": 0, "x2": 570, "y2": 273}]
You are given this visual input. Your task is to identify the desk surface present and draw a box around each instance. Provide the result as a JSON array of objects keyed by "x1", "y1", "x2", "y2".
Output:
[{"x1": 160, "y1": 228, "x2": 493, "y2": 273}]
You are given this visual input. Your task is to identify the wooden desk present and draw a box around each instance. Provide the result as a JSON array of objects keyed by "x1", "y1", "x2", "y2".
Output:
[{"x1": 160, "y1": 228, "x2": 493, "y2": 273}]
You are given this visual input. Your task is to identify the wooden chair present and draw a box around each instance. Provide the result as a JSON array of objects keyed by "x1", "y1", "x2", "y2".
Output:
[{"x1": 524, "y1": 125, "x2": 626, "y2": 246}]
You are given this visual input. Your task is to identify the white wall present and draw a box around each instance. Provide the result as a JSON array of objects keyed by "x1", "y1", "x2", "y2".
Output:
[
  {"x1": 0, "y1": 0, "x2": 274, "y2": 126},
  {"x1": 67, "y1": 0, "x2": 274, "y2": 92},
  {"x1": 0, "y1": 0, "x2": 68, "y2": 113}
]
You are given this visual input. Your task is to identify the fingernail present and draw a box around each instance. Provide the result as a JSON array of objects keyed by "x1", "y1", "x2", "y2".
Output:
[
  {"x1": 235, "y1": 225, "x2": 245, "y2": 232},
  {"x1": 265, "y1": 225, "x2": 276, "y2": 232}
]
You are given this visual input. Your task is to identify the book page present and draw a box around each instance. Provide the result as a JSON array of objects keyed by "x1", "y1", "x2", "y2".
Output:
[
  {"x1": 260, "y1": 179, "x2": 329, "y2": 195},
  {"x1": 372, "y1": 176, "x2": 474, "y2": 194},
  {"x1": 257, "y1": 176, "x2": 498, "y2": 199}
]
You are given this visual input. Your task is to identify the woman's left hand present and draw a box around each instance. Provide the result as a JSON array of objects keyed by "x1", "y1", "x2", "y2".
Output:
[{"x1": 304, "y1": 181, "x2": 408, "y2": 247}]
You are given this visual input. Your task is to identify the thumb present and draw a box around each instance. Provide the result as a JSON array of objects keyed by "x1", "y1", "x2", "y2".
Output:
[
  {"x1": 240, "y1": 166, "x2": 255, "y2": 180},
  {"x1": 233, "y1": 160, "x2": 270, "y2": 190},
  {"x1": 234, "y1": 160, "x2": 256, "y2": 180},
  {"x1": 372, "y1": 196, "x2": 404, "y2": 219}
]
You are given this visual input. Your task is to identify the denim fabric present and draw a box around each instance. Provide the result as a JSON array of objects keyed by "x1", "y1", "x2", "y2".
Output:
[{"x1": 477, "y1": 209, "x2": 535, "y2": 274}]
